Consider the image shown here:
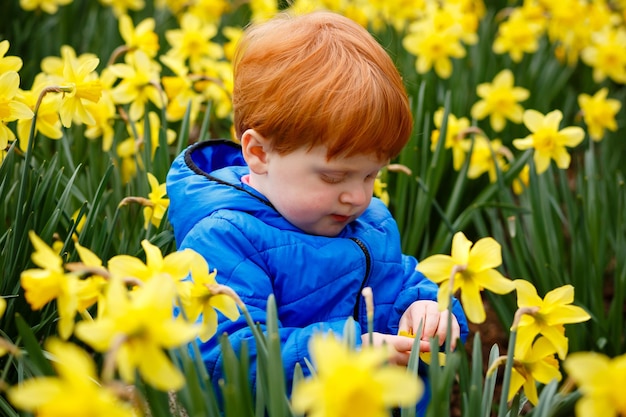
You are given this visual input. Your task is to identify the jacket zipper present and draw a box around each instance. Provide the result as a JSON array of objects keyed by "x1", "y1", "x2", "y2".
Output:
[{"x1": 350, "y1": 237, "x2": 372, "y2": 321}]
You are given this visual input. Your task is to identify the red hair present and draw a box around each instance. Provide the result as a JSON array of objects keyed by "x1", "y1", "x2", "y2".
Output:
[{"x1": 232, "y1": 11, "x2": 413, "y2": 160}]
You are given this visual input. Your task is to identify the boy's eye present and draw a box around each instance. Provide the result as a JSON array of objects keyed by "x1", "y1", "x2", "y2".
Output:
[{"x1": 320, "y1": 174, "x2": 343, "y2": 184}]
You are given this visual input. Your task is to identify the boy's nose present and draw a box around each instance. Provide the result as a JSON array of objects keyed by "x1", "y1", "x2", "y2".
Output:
[{"x1": 339, "y1": 185, "x2": 368, "y2": 206}]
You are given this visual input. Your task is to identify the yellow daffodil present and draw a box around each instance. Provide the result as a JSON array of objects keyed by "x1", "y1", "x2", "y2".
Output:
[
  {"x1": 75, "y1": 276, "x2": 198, "y2": 390},
  {"x1": 196, "y1": 59, "x2": 233, "y2": 119},
  {"x1": 564, "y1": 351, "x2": 626, "y2": 417},
  {"x1": 291, "y1": 333, "x2": 422, "y2": 417},
  {"x1": 116, "y1": 136, "x2": 140, "y2": 183},
  {"x1": 512, "y1": 164, "x2": 530, "y2": 195},
  {"x1": 41, "y1": 45, "x2": 98, "y2": 79},
  {"x1": 0, "y1": 71, "x2": 35, "y2": 149},
  {"x1": 492, "y1": 9, "x2": 543, "y2": 62},
  {"x1": 0, "y1": 40, "x2": 23, "y2": 73},
  {"x1": 178, "y1": 252, "x2": 240, "y2": 342},
  {"x1": 72, "y1": 242, "x2": 108, "y2": 312},
  {"x1": 222, "y1": 26, "x2": 244, "y2": 61},
  {"x1": 471, "y1": 69, "x2": 530, "y2": 132},
  {"x1": 187, "y1": 0, "x2": 230, "y2": 26},
  {"x1": 578, "y1": 87, "x2": 621, "y2": 142},
  {"x1": 107, "y1": 239, "x2": 195, "y2": 285},
  {"x1": 545, "y1": 0, "x2": 591, "y2": 66},
  {"x1": 56, "y1": 47, "x2": 102, "y2": 128},
  {"x1": 508, "y1": 336, "x2": 562, "y2": 405},
  {"x1": 164, "y1": 13, "x2": 224, "y2": 73},
  {"x1": 109, "y1": 50, "x2": 163, "y2": 121},
  {"x1": 416, "y1": 232, "x2": 515, "y2": 324},
  {"x1": 119, "y1": 14, "x2": 160, "y2": 58},
  {"x1": 16, "y1": 72, "x2": 63, "y2": 151},
  {"x1": 466, "y1": 136, "x2": 508, "y2": 183},
  {"x1": 373, "y1": 176, "x2": 389, "y2": 206},
  {"x1": 160, "y1": 55, "x2": 203, "y2": 123},
  {"x1": 397, "y1": 330, "x2": 447, "y2": 366},
  {"x1": 75, "y1": 275, "x2": 198, "y2": 391},
  {"x1": 513, "y1": 280, "x2": 590, "y2": 359},
  {"x1": 19, "y1": 0, "x2": 72, "y2": 13},
  {"x1": 84, "y1": 67, "x2": 118, "y2": 151},
  {"x1": 402, "y1": 17, "x2": 466, "y2": 79},
  {"x1": 0, "y1": 297, "x2": 6, "y2": 356},
  {"x1": 8, "y1": 338, "x2": 135, "y2": 417},
  {"x1": 430, "y1": 108, "x2": 471, "y2": 171},
  {"x1": 144, "y1": 172, "x2": 170, "y2": 229},
  {"x1": 512, "y1": 109, "x2": 585, "y2": 175},
  {"x1": 581, "y1": 26, "x2": 626, "y2": 84},
  {"x1": 249, "y1": 0, "x2": 279, "y2": 22},
  {"x1": 20, "y1": 231, "x2": 82, "y2": 339},
  {"x1": 99, "y1": 0, "x2": 144, "y2": 17}
]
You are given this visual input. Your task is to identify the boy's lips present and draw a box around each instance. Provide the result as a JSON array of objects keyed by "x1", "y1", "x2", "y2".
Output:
[{"x1": 331, "y1": 214, "x2": 350, "y2": 222}]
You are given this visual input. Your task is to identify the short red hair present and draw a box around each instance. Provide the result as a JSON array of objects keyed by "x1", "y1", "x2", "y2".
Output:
[{"x1": 232, "y1": 11, "x2": 413, "y2": 160}]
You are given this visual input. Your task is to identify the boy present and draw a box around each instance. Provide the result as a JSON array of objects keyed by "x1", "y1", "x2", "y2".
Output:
[{"x1": 167, "y1": 10, "x2": 469, "y2": 414}]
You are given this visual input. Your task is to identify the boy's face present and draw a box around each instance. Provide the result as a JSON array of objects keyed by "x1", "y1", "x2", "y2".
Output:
[{"x1": 255, "y1": 145, "x2": 386, "y2": 237}]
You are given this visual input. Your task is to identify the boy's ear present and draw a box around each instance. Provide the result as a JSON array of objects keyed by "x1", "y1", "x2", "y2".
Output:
[{"x1": 241, "y1": 129, "x2": 270, "y2": 174}]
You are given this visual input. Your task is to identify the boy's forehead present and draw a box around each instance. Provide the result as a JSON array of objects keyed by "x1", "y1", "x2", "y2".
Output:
[{"x1": 310, "y1": 148, "x2": 388, "y2": 170}]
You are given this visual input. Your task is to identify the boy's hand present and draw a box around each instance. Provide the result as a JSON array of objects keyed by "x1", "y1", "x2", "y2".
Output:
[
  {"x1": 360, "y1": 332, "x2": 430, "y2": 366},
  {"x1": 398, "y1": 300, "x2": 461, "y2": 350}
]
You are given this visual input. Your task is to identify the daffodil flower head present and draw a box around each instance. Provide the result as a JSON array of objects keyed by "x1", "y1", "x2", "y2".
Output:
[
  {"x1": 179, "y1": 251, "x2": 240, "y2": 342},
  {"x1": 512, "y1": 109, "x2": 585, "y2": 174},
  {"x1": 430, "y1": 108, "x2": 471, "y2": 171},
  {"x1": 470, "y1": 69, "x2": 530, "y2": 132},
  {"x1": 508, "y1": 336, "x2": 562, "y2": 405},
  {"x1": 0, "y1": 71, "x2": 35, "y2": 149},
  {"x1": 581, "y1": 26, "x2": 626, "y2": 84},
  {"x1": 20, "y1": 231, "x2": 83, "y2": 339},
  {"x1": 397, "y1": 330, "x2": 447, "y2": 366},
  {"x1": 513, "y1": 279, "x2": 590, "y2": 359},
  {"x1": 492, "y1": 9, "x2": 543, "y2": 62},
  {"x1": 7, "y1": 338, "x2": 135, "y2": 417},
  {"x1": 373, "y1": 175, "x2": 389, "y2": 206},
  {"x1": 578, "y1": 87, "x2": 621, "y2": 142},
  {"x1": 119, "y1": 14, "x2": 160, "y2": 58},
  {"x1": 107, "y1": 239, "x2": 195, "y2": 284},
  {"x1": 0, "y1": 40, "x2": 23, "y2": 72},
  {"x1": 75, "y1": 275, "x2": 199, "y2": 391},
  {"x1": 416, "y1": 231, "x2": 515, "y2": 324},
  {"x1": 144, "y1": 172, "x2": 170, "y2": 229},
  {"x1": 56, "y1": 48, "x2": 102, "y2": 128},
  {"x1": 402, "y1": 15, "x2": 466, "y2": 79},
  {"x1": 0, "y1": 297, "x2": 7, "y2": 357},
  {"x1": 564, "y1": 351, "x2": 626, "y2": 417},
  {"x1": 291, "y1": 333, "x2": 423, "y2": 417}
]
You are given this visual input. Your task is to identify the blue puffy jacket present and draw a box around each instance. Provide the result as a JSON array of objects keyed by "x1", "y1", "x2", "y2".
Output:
[{"x1": 166, "y1": 139, "x2": 469, "y2": 406}]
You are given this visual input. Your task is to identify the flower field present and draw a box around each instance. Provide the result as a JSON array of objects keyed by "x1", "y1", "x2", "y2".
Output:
[{"x1": 0, "y1": 0, "x2": 625, "y2": 416}]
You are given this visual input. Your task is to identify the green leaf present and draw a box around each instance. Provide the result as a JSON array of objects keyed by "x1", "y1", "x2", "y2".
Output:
[{"x1": 14, "y1": 313, "x2": 54, "y2": 377}]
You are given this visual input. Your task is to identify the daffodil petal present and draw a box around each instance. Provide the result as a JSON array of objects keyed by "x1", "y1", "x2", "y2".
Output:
[
  {"x1": 415, "y1": 255, "x2": 455, "y2": 283},
  {"x1": 138, "y1": 343, "x2": 185, "y2": 391},
  {"x1": 467, "y1": 237, "x2": 502, "y2": 270},
  {"x1": 450, "y1": 232, "x2": 472, "y2": 265},
  {"x1": 459, "y1": 279, "x2": 486, "y2": 323}
]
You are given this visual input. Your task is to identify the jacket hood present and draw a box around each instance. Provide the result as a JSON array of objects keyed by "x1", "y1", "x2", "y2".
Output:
[{"x1": 166, "y1": 140, "x2": 284, "y2": 245}]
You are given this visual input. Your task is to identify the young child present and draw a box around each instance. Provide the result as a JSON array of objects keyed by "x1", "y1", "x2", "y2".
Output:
[{"x1": 167, "y1": 10, "x2": 469, "y2": 415}]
